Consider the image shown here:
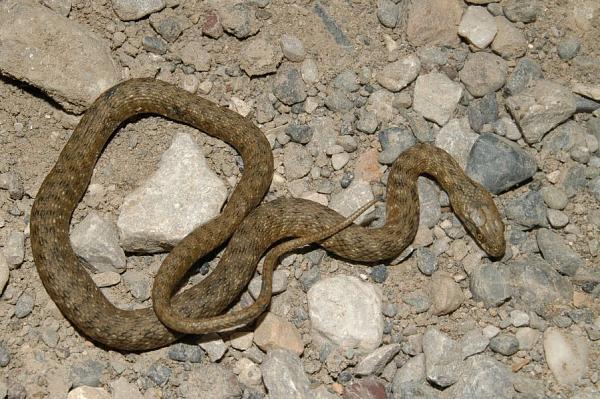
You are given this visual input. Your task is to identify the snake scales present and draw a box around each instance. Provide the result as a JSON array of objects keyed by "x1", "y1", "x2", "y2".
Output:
[{"x1": 30, "y1": 78, "x2": 505, "y2": 351}]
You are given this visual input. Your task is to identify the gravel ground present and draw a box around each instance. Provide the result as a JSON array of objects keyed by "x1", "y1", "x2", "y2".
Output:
[{"x1": 0, "y1": 0, "x2": 599, "y2": 398}]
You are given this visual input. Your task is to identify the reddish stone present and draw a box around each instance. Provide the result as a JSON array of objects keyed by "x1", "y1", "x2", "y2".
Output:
[
  {"x1": 342, "y1": 377, "x2": 388, "y2": 399},
  {"x1": 202, "y1": 10, "x2": 223, "y2": 39}
]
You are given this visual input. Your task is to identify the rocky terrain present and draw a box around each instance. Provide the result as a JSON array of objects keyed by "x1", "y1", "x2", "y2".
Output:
[{"x1": 0, "y1": 0, "x2": 599, "y2": 398}]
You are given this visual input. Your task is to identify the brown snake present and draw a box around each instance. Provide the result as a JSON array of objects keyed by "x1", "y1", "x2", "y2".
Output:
[{"x1": 31, "y1": 78, "x2": 505, "y2": 351}]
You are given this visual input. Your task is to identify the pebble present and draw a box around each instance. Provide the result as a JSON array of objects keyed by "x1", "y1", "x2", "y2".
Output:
[
  {"x1": 229, "y1": 331, "x2": 254, "y2": 351},
  {"x1": 285, "y1": 124, "x2": 313, "y2": 144},
  {"x1": 489, "y1": 333, "x2": 519, "y2": 356},
  {"x1": 356, "y1": 111, "x2": 379, "y2": 134},
  {"x1": 281, "y1": 34, "x2": 305, "y2": 62},
  {"x1": 331, "y1": 153, "x2": 350, "y2": 170},
  {"x1": 491, "y1": 16, "x2": 527, "y2": 59},
  {"x1": 460, "y1": 329, "x2": 489, "y2": 359},
  {"x1": 377, "y1": 0, "x2": 399, "y2": 28},
  {"x1": 0, "y1": 1, "x2": 120, "y2": 112},
  {"x1": 324, "y1": 89, "x2": 353, "y2": 112},
  {"x1": 422, "y1": 327, "x2": 462, "y2": 387},
  {"x1": 70, "y1": 359, "x2": 105, "y2": 388},
  {"x1": 14, "y1": 293, "x2": 34, "y2": 318},
  {"x1": 444, "y1": 355, "x2": 514, "y2": 398},
  {"x1": 406, "y1": 0, "x2": 463, "y2": 47},
  {"x1": 110, "y1": 377, "x2": 144, "y2": 399},
  {"x1": 122, "y1": 270, "x2": 150, "y2": 301},
  {"x1": 415, "y1": 248, "x2": 437, "y2": 276},
  {"x1": 466, "y1": 133, "x2": 537, "y2": 194},
  {"x1": 505, "y1": 190, "x2": 548, "y2": 228},
  {"x1": 142, "y1": 35, "x2": 167, "y2": 55},
  {"x1": 458, "y1": 6, "x2": 497, "y2": 49},
  {"x1": 503, "y1": 0, "x2": 539, "y2": 23},
  {"x1": 235, "y1": 358, "x2": 262, "y2": 387},
  {"x1": 516, "y1": 327, "x2": 540, "y2": 350},
  {"x1": 201, "y1": 10, "x2": 223, "y2": 39},
  {"x1": 111, "y1": 0, "x2": 165, "y2": 21},
  {"x1": 308, "y1": 276, "x2": 383, "y2": 352},
  {"x1": 557, "y1": 37, "x2": 581, "y2": 60},
  {"x1": 376, "y1": 55, "x2": 421, "y2": 92},
  {"x1": 149, "y1": 13, "x2": 184, "y2": 42},
  {"x1": 71, "y1": 212, "x2": 126, "y2": 274},
  {"x1": 378, "y1": 126, "x2": 417, "y2": 165},
  {"x1": 467, "y1": 92, "x2": 498, "y2": 133},
  {"x1": 536, "y1": 228, "x2": 584, "y2": 276},
  {"x1": 254, "y1": 312, "x2": 304, "y2": 356},
  {"x1": 219, "y1": 2, "x2": 259, "y2": 39},
  {"x1": 0, "y1": 172, "x2": 24, "y2": 200},
  {"x1": 506, "y1": 57, "x2": 544, "y2": 96},
  {"x1": 178, "y1": 364, "x2": 241, "y2": 398},
  {"x1": 366, "y1": 89, "x2": 397, "y2": 123},
  {"x1": 178, "y1": 41, "x2": 212, "y2": 72},
  {"x1": 300, "y1": 58, "x2": 319, "y2": 84},
  {"x1": 240, "y1": 38, "x2": 282, "y2": 77},
  {"x1": 506, "y1": 80, "x2": 577, "y2": 144},
  {"x1": 0, "y1": 343, "x2": 10, "y2": 367},
  {"x1": 343, "y1": 377, "x2": 387, "y2": 399},
  {"x1": 167, "y1": 342, "x2": 204, "y2": 363},
  {"x1": 146, "y1": 361, "x2": 171, "y2": 386},
  {"x1": 67, "y1": 386, "x2": 110, "y2": 399},
  {"x1": 273, "y1": 68, "x2": 307, "y2": 105},
  {"x1": 469, "y1": 262, "x2": 512, "y2": 307},
  {"x1": 3, "y1": 229, "x2": 25, "y2": 267},
  {"x1": 543, "y1": 327, "x2": 589, "y2": 385},
  {"x1": 249, "y1": 269, "x2": 288, "y2": 298},
  {"x1": 117, "y1": 133, "x2": 227, "y2": 252},
  {"x1": 354, "y1": 344, "x2": 401, "y2": 376},
  {"x1": 435, "y1": 117, "x2": 479, "y2": 169},
  {"x1": 330, "y1": 180, "x2": 375, "y2": 225},
  {"x1": 429, "y1": 271, "x2": 464, "y2": 316},
  {"x1": 261, "y1": 349, "x2": 313, "y2": 399},
  {"x1": 413, "y1": 72, "x2": 463, "y2": 125},
  {"x1": 510, "y1": 309, "x2": 530, "y2": 327},
  {"x1": 540, "y1": 186, "x2": 568, "y2": 210},
  {"x1": 459, "y1": 52, "x2": 508, "y2": 97},
  {"x1": 198, "y1": 333, "x2": 227, "y2": 362},
  {"x1": 284, "y1": 143, "x2": 312, "y2": 180},
  {"x1": 0, "y1": 254, "x2": 8, "y2": 294}
]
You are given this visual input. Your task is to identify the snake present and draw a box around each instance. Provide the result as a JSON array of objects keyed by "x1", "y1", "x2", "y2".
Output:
[{"x1": 30, "y1": 78, "x2": 505, "y2": 351}]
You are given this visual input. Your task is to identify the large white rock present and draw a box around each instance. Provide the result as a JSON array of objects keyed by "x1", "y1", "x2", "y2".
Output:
[
  {"x1": 543, "y1": 327, "x2": 589, "y2": 386},
  {"x1": 308, "y1": 276, "x2": 383, "y2": 353},
  {"x1": 0, "y1": 0, "x2": 120, "y2": 113},
  {"x1": 118, "y1": 133, "x2": 227, "y2": 253}
]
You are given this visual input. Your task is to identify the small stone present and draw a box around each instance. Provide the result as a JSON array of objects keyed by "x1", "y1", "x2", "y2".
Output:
[
  {"x1": 198, "y1": 333, "x2": 227, "y2": 362},
  {"x1": 67, "y1": 386, "x2": 110, "y2": 399},
  {"x1": 406, "y1": 0, "x2": 463, "y2": 47},
  {"x1": 284, "y1": 143, "x2": 312, "y2": 180},
  {"x1": 540, "y1": 187, "x2": 568, "y2": 210},
  {"x1": 505, "y1": 191, "x2": 548, "y2": 229},
  {"x1": 378, "y1": 126, "x2": 417, "y2": 165},
  {"x1": 202, "y1": 10, "x2": 223, "y2": 39},
  {"x1": 458, "y1": 6, "x2": 497, "y2": 49},
  {"x1": 3, "y1": 229, "x2": 25, "y2": 267},
  {"x1": 489, "y1": 333, "x2": 519, "y2": 356},
  {"x1": 416, "y1": 248, "x2": 438, "y2": 276},
  {"x1": 178, "y1": 41, "x2": 212, "y2": 72},
  {"x1": 0, "y1": 344, "x2": 10, "y2": 367},
  {"x1": 111, "y1": 0, "x2": 165, "y2": 21},
  {"x1": 466, "y1": 133, "x2": 537, "y2": 194},
  {"x1": 330, "y1": 180, "x2": 375, "y2": 225},
  {"x1": 503, "y1": 0, "x2": 540, "y2": 23},
  {"x1": 122, "y1": 270, "x2": 150, "y2": 302},
  {"x1": 71, "y1": 212, "x2": 126, "y2": 274},
  {"x1": 285, "y1": 124, "x2": 313, "y2": 144},
  {"x1": 324, "y1": 89, "x2": 353, "y2": 112},
  {"x1": 435, "y1": 117, "x2": 479, "y2": 169},
  {"x1": 547, "y1": 209, "x2": 569, "y2": 228},
  {"x1": 491, "y1": 16, "x2": 527, "y2": 59},
  {"x1": 229, "y1": 331, "x2": 254, "y2": 351},
  {"x1": 235, "y1": 358, "x2": 262, "y2": 387},
  {"x1": 0, "y1": 171, "x2": 24, "y2": 200},
  {"x1": 558, "y1": 37, "x2": 581, "y2": 60},
  {"x1": 376, "y1": 55, "x2": 421, "y2": 92},
  {"x1": 356, "y1": 111, "x2": 379, "y2": 134},
  {"x1": 413, "y1": 72, "x2": 463, "y2": 125},
  {"x1": 377, "y1": 0, "x2": 399, "y2": 28},
  {"x1": 467, "y1": 93, "x2": 498, "y2": 133},
  {"x1": 343, "y1": 377, "x2": 387, "y2": 399},
  {"x1": 444, "y1": 355, "x2": 514, "y2": 398},
  {"x1": 516, "y1": 327, "x2": 540, "y2": 350},
  {"x1": 110, "y1": 378, "x2": 143, "y2": 399},
  {"x1": 91, "y1": 271, "x2": 121, "y2": 288},
  {"x1": 146, "y1": 362, "x2": 171, "y2": 386},
  {"x1": 14, "y1": 293, "x2": 34, "y2": 318},
  {"x1": 261, "y1": 349, "x2": 312, "y2": 398},
  {"x1": 429, "y1": 271, "x2": 464, "y2": 316},
  {"x1": 506, "y1": 80, "x2": 577, "y2": 144},
  {"x1": 308, "y1": 276, "x2": 383, "y2": 353},
  {"x1": 470, "y1": 262, "x2": 512, "y2": 307},
  {"x1": 510, "y1": 310, "x2": 530, "y2": 327},
  {"x1": 331, "y1": 153, "x2": 350, "y2": 171},
  {"x1": 422, "y1": 327, "x2": 462, "y2": 387},
  {"x1": 218, "y1": 2, "x2": 259, "y2": 39},
  {"x1": 42, "y1": 0, "x2": 72, "y2": 17},
  {"x1": 254, "y1": 312, "x2": 304, "y2": 355},
  {"x1": 240, "y1": 37, "x2": 282, "y2": 77},
  {"x1": 70, "y1": 360, "x2": 105, "y2": 388},
  {"x1": 536, "y1": 228, "x2": 584, "y2": 276},
  {"x1": 150, "y1": 13, "x2": 184, "y2": 42},
  {"x1": 142, "y1": 36, "x2": 167, "y2": 55},
  {"x1": 543, "y1": 327, "x2": 589, "y2": 385},
  {"x1": 167, "y1": 343, "x2": 204, "y2": 363},
  {"x1": 460, "y1": 329, "x2": 490, "y2": 359},
  {"x1": 273, "y1": 68, "x2": 307, "y2": 105},
  {"x1": 0, "y1": 254, "x2": 8, "y2": 294},
  {"x1": 459, "y1": 52, "x2": 508, "y2": 97},
  {"x1": 301, "y1": 58, "x2": 319, "y2": 83},
  {"x1": 281, "y1": 34, "x2": 305, "y2": 62},
  {"x1": 355, "y1": 344, "x2": 401, "y2": 376}
]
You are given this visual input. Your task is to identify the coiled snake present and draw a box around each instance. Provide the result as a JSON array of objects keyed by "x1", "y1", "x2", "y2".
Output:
[{"x1": 30, "y1": 78, "x2": 505, "y2": 351}]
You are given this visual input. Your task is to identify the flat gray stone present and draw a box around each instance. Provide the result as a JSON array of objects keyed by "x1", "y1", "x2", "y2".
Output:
[
  {"x1": 470, "y1": 262, "x2": 512, "y2": 307},
  {"x1": 413, "y1": 73, "x2": 463, "y2": 125},
  {"x1": 428, "y1": 271, "x2": 464, "y2": 316},
  {"x1": 435, "y1": 118, "x2": 478, "y2": 169},
  {"x1": 111, "y1": 0, "x2": 165, "y2": 21},
  {"x1": 505, "y1": 190, "x2": 548, "y2": 228},
  {"x1": 536, "y1": 228, "x2": 584, "y2": 276},
  {"x1": 355, "y1": 344, "x2": 401, "y2": 376},
  {"x1": 505, "y1": 57, "x2": 544, "y2": 95},
  {"x1": 0, "y1": 1, "x2": 120, "y2": 113},
  {"x1": 459, "y1": 52, "x2": 508, "y2": 97},
  {"x1": 406, "y1": 0, "x2": 463, "y2": 47},
  {"x1": 422, "y1": 327, "x2": 462, "y2": 388},
  {"x1": 71, "y1": 212, "x2": 126, "y2": 274},
  {"x1": 506, "y1": 80, "x2": 577, "y2": 144},
  {"x1": 283, "y1": 142, "x2": 313, "y2": 180},
  {"x1": 3, "y1": 229, "x2": 24, "y2": 267},
  {"x1": 261, "y1": 349, "x2": 313, "y2": 399},
  {"x1": 117, "y1": 133, "x2": 227, "y2": 253},
  {"x1": 466, "y1": 133, "x2": 538, "y2": 194},
  {"x1": 443, "y1": 355, "x2": 514, "y2": 398},
  {"x1": 543, "y1": 328, "x2": 589, "y2": 386}
]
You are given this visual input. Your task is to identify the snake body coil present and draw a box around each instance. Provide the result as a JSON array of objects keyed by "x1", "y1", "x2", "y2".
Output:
[{"x1": 31, "y1": 79, "x2": 505, "y2": 351}]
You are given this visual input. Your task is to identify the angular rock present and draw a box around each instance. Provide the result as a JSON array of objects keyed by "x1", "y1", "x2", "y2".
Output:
[
  {"x1": 284, "y1": 142, "x2": 312, "y2": 180},
  {"x1": 117, "y1": 133, "x2": 227, "y2": 253},
  {"x1": 378, "y1": 126, "x2": 417, "y2": 165},
  {"x1": 413, "y1": 73, "x2": 463, "y2": 125},
  {"x1": 177, "y1": 41, "x2": 211, "y2": 72},
  {"x1": 470, "y1": 262, "x2": 512, "y2": 307},
  {"x1": 3, "y1": 230, "x2": 25, "y2": 267},
  {"x1": 460, "y1": 329, "x2": 489, "y2": 359},
  {"x1": 467, "y1": 93, "x2": 498, "y2": 133},
  {"x1": 505, "y1": 190, "x2": 548, "y2": 229},
  {"x1": 198, "y1": 333, "x2": 227, "y2": 362},
  {"x1": 111, "y1": 0, "x2": 165, "y2": 21},
  {"x1": 428, "y1": 271, "x2": 464, "y2": 316},
  {"x1": 377, "y1": 0, "x2": 399, "y2": 28},
  {"x1": 254, "y1": 312, "x2": 304, "y2": 356},
  {"x1": 506, "y1": 80, "x2": 577, "y2": 144},
  {"x1": 71, "y1": 212, "x2": 126, "y2": 274},
  {"x1": 218, "y1": 2, "x2": 259, "y2": 39},
  {"x1": 273, "y1": 68, "x2": 307, "y2": 105},
  {"x1": 355, "y1": 344, "x2": 401, "y2": 376},
  {"x1": 435, "y1": 118, "x2": 478, "y2": 169},
  {"x1": 458, "y1": 6, "x2": 497, "y2": 49},
  {"x1": 0, "y1": 1, "x2": 120, "y2": 113},
  {"x1": 241, "y1": 37, "x2": 282, "y2": 77},
  {"x1": 489, "y1": 333, "x2": 519, "y2": 356},
  {"x1": 443, "y1": 355, "x2": 514, "y2": 398},
  {"x1": 308, "y1": 276, "x2": 383, "y2": 352},
  {"x1": 330, "y1": 180, "x2": 375, "y2": 225},
  {"x1": 376, "y1": 55, "x2": 421, "y2": 92},
  {"x1": 343, "y1": 377, "x2": 387, "y2": 399},
  {"x1": 407, "y1": 0, "x2": 463, "y2": 47},
  {"x1": 466, "y1": 133, "x2": 537, "y2": 194},
  {"x1": 459, "y1": 52, "x2": 508, "y2": 97},
  {"x1": 491, "y1": 16, "x2": 527, "y2": 59},
  {"x1": 261, "y1": 349, "x2": 313, "y2": 399},
  {"x1": 505, "y1": 57, "x2": 544, "y2": 95},
  {"x1": 543, "y1": 328, "x2": 589, "y2": 386},
  {"x1": 67, "y1": 386, "x2": 110, "y2": 399},
  {"x1": 503, "y1": 0, "x2": 540, "y2": 23},
  {"x1": 422, "y1": 328, "x2": 462, "y2": 387},
  {"x1": 536, "y1": 229, "x2": 584, "y2": 276}
]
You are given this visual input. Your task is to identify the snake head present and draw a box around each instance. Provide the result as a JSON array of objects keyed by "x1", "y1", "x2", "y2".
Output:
[{"x1": 453, "y1": 185, "x2": 506, "y2": 258}]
